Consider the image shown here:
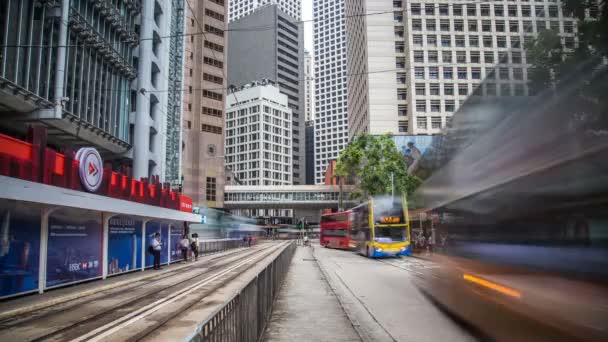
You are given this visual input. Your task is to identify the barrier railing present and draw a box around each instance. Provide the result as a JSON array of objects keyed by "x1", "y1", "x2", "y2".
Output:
[
  {"x1": 198, "y1": 239, "x2": 246, "y2": 255},
  {"x1": 190, "y1": 242, "x2": 296, "y2": 342}
]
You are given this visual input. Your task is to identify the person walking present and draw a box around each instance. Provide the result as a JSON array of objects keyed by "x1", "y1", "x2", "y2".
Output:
[
  {"x1": 247, "y1": 234, "x2": 252, "y2": 247},
  {"x1": 180, "y1": 234, "x2": 190, "y2": 262},
  {"x1": 151, "y1": 232, "x2": 162, "y2": 270},
  {"x1": 191, "y1": 233, "x2": 200, "y2": 261}
]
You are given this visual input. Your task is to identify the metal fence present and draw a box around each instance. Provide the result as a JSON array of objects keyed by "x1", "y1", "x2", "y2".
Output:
[
  {"x1": 198, "y1": 239, "x2": 245, "y2": 255},
  {"x1": 190, "y1": 242, "x2": 296, "y2": 342}
]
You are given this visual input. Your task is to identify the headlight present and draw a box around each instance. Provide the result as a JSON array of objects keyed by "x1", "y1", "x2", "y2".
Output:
[
  {"x1": 375, "y1": 247, "x2": 383, "y2": 252},
  {"x1": 400, "y1": 247, "x2": 406, "y2": 251}
]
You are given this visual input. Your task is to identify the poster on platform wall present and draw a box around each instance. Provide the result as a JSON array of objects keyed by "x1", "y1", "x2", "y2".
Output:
[
  {"x1": 108, "y1": 216, "x2": 142, "y2": 275},
  {"x1": 170, "y1": 224, "x2": 185, "y2": 263},
  {"x1": 0, "y1": 200, "x2": 41, "y2": 298},
  {"x1": 46, "y1": 208, "x2": 102, "y2": 288},
  {"x1": 145, "y1": 221, "x2": 169, "y2": 267}
]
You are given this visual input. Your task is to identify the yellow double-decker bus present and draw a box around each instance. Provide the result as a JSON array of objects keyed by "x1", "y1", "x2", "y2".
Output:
[{"x1": 351, "y1": 195, "x2": 411, "y2": 258}]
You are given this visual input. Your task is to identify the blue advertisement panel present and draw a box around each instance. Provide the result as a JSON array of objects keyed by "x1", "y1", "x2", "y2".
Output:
[
  {"x1": 0, "y1": 200, "x2": 41, "y2": 298},
  {"x1": 47, "y1": 208, "x2": 102, "y2": 288},
  {"x1": 393, "y1": 135, "x2": 434, "y2": 174},
  {"x1": 145, "y1": 221, "x2": 169, "y2": 267},
  {"x1": 108, "y1": 216, "x2": 142, "y2": 275},
  {"x1": 170, "y1": 224, "x2": 185, "y2": 263}
]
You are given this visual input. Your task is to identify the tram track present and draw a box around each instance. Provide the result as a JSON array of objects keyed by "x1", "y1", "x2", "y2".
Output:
[{"x1": 0, "y1": 242, "x2": 287, "y2": 342}]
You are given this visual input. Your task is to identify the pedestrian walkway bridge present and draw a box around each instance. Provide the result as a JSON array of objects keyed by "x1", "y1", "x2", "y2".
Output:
[{"x1": 224, "y1": 185, "x2": 358, "y2": 209}]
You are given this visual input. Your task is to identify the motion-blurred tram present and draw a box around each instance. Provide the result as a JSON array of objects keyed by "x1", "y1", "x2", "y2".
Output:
[{"x1": 412, "y1": 63, "x2": 608, "y2": 341}]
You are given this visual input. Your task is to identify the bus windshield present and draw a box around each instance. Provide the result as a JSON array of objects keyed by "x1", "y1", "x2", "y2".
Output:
[
  {"x1": 374, "y1": 227, "x2": 405, "y2": 242},
  {"x1": 373, "y1": 197, "x2": 405, "y2": 225}
]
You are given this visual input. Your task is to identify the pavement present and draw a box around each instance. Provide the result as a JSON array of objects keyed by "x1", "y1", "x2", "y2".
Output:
[
  {"x1": 263, "y1": 244, "x2": 475, "y2": 342},
  {"x1": 263, "y1": 245, "x2": 361, "y2": 342}
]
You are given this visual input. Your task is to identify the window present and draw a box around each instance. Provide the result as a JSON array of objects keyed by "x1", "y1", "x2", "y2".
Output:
[
  {"x1": 509, "y1": 21, "x2": 519, "y2": 33},
  {"x1": 454, "y1": 20, "x2": 464, "y2": 32},
  {"x1": 469, "y1": 36, "x2": 479, "y2": 47},
  {"x1": 430, "y1": 83, "x2": 440, "y2": 95},
  {"x1": 204, "y1": 56, "x2": 224, "y2": 68},
  {"x1": 495, "y1": 5, "x2": 504, "y2": 17},
  {"x1": 497, "y1": 36, "x2": 507, "y2": 48},
  {"x1": 415, "y1": 83, "x2": 426, "y2": 96},
  {"x1": 415, "y1": 67, "x2": 425, "y2": 79},
  {"x1": 470, "y1": 51, "x2": 480, "y2": 63},
  {"x1": 428, "y1": 51, "x2": 438, "y2": 63},
  {"x1": 397, "y1": 72, "x2": 406, "y2": 84},
  {"x1": 513, "y1": 68, "x2": 524, "y2": 80},
  {"x1": 442, "y1": 51, "x2": 452, "y2": 63},
  {"x1": 204, "y1": 40, "x2": 224, "y2": 53},
  {"x1": 398, "y1": 105, "x2": 408, "y2": 117},
  {"x1": 203, "y1": 73, "x2": 223, "y2": 84},
  {"x1": 441, "y1": 35, "x2": 451, "y2": 47},
  {"x1": 398, "y1": 88, "x2": 408, "y2": 100},
  {"x1": 427, "y1": 35, "x2": 437, "y2": 47},
  {"x1": 426, "y1": 19, "x2": 436, "y2": 31},
  {"x1": 457, "y1": 51, "x2": 466, "y2": 63},
  {"x1": 395, "y1": 41, "x2": 405, "y2": 53},
  {"x1": 458, "y1": 67, "x2": 467, "y2": 79},
  {"x1": 511, "y1": 52, "x2": 522, "y2": 64},
  {"x1": 413, "y1": 35, "x2": 423, "y2": 47},
  {"x1": 431, "y1": 116, "x2": 442, "y2": 129},
  {"x1": 443, "y1": 67, "x2": 453, "y2": 79},
  {"x1": 440, "y1": 19, "x2": 450, "y2": 31},
  {"x1": 458, "y1": 84, "x2": 468, "y2": 95},
  {"x1": 396, "y1": 57, "x2": 406, "y2": 69},
  {"x1": 455, "y1": 35, "x2": 465, "y2": 47},
  {"x1": 411, "y1": 3, "x2": 421, "y2": 15},
  {"x1": 467, "y1": 4, "x2": 476, "y2": 16},
  {"x1": 472, "y1": 67, "x2": 481, "y2": 79},
  {"x1": 431, "y1": 100, "x2": 441, "y2": 112},
  {"x1": 202, "y1": 107, "x2": 222, "y2": 117},
  {"x1": 416, "y1": 100, "x2": 426, "y2": 112},
  {"x1": 417, "y1": 116, "x2": 427, "y2": 129},
  {"x1": 398, "y1": 121, "x2": 408, "y2": 133},
  {"x1": 206, "y1": 177, "x2": 216, "y2": 201},
  {"x1": 499, "y1": 67, "x2": 510, "y2": 80},
  {"x1": 414, "y1": 51, "x2": 425, "y2": 63},
  {"x1": 483, "y1": 36, "x2": 493, "y2": 47},
  {"x1": 202, "y1": 124, "x2": 222, "y2": 134},
  {"x1": 482, "y1": 20, "x2": 492, "y2": 32},
  {"x1": 204, "y1": 24, "x2": 224, "y2": 37},
  {"x1": 439, "y1": 4, "x2": 449, "y2": 16},
  {"x1": 203, "y1": 90, "x2": 223, "y2": 101},
  {"x1": 429, "y1": 67, "x2": 439, "y2": 79},
  {"x1": 495, "y1": 21, "x2": 505, "y2": 32},
  {"x1": 453, "y1": 5, "x2": 463, "y2": 16},
  {"x1": 445, "y1": 100, "x2": 455, "y2": 112},
  {"x1": 412, "y1": 19, "x2": 422, "y2": 31},
  {"x1": 205, "y1": 8, "x2": 225, "y2": 22},
  {"x1": 484, "y1": 52, "x2": 494, "y2": 64},
  {"x1": 425, "y1": 4, "x2": 435, "y2": 15},
  {"x1": 444, "y1": 84, "x2": 454, "y2": 96}
]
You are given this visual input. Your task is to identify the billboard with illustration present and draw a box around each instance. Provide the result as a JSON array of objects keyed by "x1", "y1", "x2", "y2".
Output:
[
  {"x1": 393, "y1": 135, "x2": 434, "y2": 175},
  {"x1": 170, "y1": 225, "x2": 185, "y2": 262},
  {"x1": 0, "y1": 200, "x2": 41, "y2": 298},
  {"x1": 46, "y1": 208, "x2": 102, "y2": 288},
  {"x1": 108, "y1": 216, "x2": 142, "y2": 275}
]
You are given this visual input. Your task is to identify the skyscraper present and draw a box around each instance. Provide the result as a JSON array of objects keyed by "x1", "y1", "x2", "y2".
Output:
[
  {"x1": 346, "y1": 0, "x2": 577, "y2": 138},
  {"x1": 228, "y1": 5, "x2": 306, "y2": 184},
  {"x1": 313, "y1": 0, "x2": 349, "y2": 184},
  {"x1": 0, "y1": 0, "x2": 183, "y2": 183},
  {"x1": 182, "y1": 0, "x2": 229, "y2": 209},
  {"x1": 228, "y1": 0, "x2": 301, "y2": 22}
]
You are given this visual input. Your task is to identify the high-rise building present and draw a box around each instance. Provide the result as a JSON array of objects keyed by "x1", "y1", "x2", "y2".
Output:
[
  {"x1": 225, "y1": 81, "x2": 293, "y2": 186},
  {"x1": 305, "y1": 121, "x2": 315, "y2": 184},
  {"x1": 346, "y1": 0, "x2": 577, "y2": 138},
  {"x1": 0, "y1": 0, "x2": 184, "y2": 183},
  {"x1": 228, "y1": 5, "x2": 306, "y2": 184},
  {"x1": 228, "y1": 0, "x2": 301, "y2": 22},
  {"x1": 304, "y1": 50, "x2": 315, "y2": 122},
  {"x1": 313, "y1": 0, "x2": 349, "y2": 184},
  {"x1": 182, "y1": 0, "x2": 229, "y2": 209}
]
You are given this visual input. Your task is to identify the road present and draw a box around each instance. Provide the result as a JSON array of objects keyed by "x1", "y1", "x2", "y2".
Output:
[
  {"x1": 313, "y1": 244, "x2": 476, "y2": 342},
  {"x1": 0, "y1": 242, "x2": 289, "y2": 342}
]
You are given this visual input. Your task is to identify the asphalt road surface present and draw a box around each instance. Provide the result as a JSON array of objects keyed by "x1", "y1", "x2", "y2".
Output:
[{"x1": 313, "y1": 244, "x2": 476, "y2": 342}]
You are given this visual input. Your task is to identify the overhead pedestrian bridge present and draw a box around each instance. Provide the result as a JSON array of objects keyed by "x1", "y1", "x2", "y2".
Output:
[{"x1": 224, "y1": 185, "x2": 358, "y2": 210}]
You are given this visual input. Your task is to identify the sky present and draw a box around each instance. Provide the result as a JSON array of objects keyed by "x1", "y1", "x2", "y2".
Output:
[{"x1": 302, "y1": 0, "x2": 314, "y2": 53}]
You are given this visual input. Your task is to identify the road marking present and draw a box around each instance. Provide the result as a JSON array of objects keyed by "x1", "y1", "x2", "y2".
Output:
[{"x1": 69, "y1": 244, "x2": 284, "y2": 342}]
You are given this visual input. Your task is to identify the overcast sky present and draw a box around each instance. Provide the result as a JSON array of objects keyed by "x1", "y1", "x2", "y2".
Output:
[{"x1": 302, "y1": 0, "x2": 313, "y2": 53}]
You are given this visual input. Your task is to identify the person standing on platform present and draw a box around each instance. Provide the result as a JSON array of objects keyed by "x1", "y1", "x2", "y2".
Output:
[
  {"x1": 151, "y1": 232, "x2": 162, "y2": 270},
  {"x1": 180, "y1": 234, "x2": 190, "y2": 262},
  {"x1": 191, "y1": 233, "x2": 200, "y2": 261}
]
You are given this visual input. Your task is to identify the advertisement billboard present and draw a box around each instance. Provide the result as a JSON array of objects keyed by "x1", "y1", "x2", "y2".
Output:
[
  {"x1": 0, "y1": 200, "x2": 41, "y2": 298},
  {"x1": 46, "y1": 208, "x2": 102, "y2": 288},
  {"x1": 170, "y1": 225, "x2": 185, "y2": 262},
  {"x1": 393, "y1": 135, "x2": 434, "y2": 175},
  {"x1": 145, "y1": 221, "x2": 169, "y2": 267},
  {"x1": 108, "y1": 216, "x2": 142, "y2": 275}
]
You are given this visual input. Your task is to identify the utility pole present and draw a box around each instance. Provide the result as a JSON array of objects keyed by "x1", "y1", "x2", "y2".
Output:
[{"x1": 391, "y1": 172, "x2": 394, "y2": 198}]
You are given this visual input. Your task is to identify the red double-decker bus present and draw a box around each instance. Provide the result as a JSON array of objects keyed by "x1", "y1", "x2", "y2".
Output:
[{"x1": 320, "y1": 211, "x2": 355, "y2": 249}]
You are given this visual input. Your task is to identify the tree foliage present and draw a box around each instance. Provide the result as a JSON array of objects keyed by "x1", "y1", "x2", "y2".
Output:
[{"x1": 335, "y1": 134, "x2": 422, "y2": 198}]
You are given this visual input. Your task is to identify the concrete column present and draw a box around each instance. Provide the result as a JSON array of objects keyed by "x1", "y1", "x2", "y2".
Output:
[
  {"x1": 133, "y1": 0, "x2": 155, "y2": 179},
  {"x1": 52, "y1": 0, "x2": 70, "y2": 119},
  {"x1": 142, "y1": 219, "x2": 148, "y2": 271},
  {"x1": 38, "y1": 207, "x2": 57, "y2": 294},
  {"x1": 102, "y1": 213, "x2": 112, "y2": 279}
]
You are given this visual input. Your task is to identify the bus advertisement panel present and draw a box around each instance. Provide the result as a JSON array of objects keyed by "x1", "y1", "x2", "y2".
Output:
[
  {"x1": 320, "y1": 211, "x2": 355, "y2": 249},
  {"x1": 351, "y1": 196, "x2": 411, "y2": 258}
]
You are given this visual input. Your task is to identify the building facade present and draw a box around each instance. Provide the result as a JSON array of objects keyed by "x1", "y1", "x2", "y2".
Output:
[
  {"x1": 225, "y1": 82, "x2": 293, "y2": 218},
  {"x1": 346, "y1": 0, "x2": 578, "y2": 138},
  {"x1": 228, "y1": 0, "x2": 301, "y2": 22},
  {"x1": 305, "y1": 121, "x2": 315, "y2": 184},
  {"x1": 182, "y1": 0, "x2": 229, "y2": 209},
  {"x1": 313, "y1": 0, "x2": 349, "y2": 184},
  {"x1": 228, "y1": 5, "x2": 306, "y2": 184},
  {"x1": 304, "y1": 50, "x2": 315, "y2": 122}
]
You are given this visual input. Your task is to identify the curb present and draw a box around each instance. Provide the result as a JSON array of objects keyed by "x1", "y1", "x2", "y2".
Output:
[{"x1": 0, "y1": 248, "x2": 246, "y2": 321}]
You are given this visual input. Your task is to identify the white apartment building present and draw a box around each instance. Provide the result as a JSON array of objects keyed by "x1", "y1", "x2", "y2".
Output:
[
  {"x1": 228, "y1": 0, "x2": 301, "y2": 22},
  {"x1": 313, "y1": 0, "x2": 349, "y2": 184},
  {"x1": 346, "y1": 0, "x2": 577, "y2": 138},
  {"x1": 304, "y1": 50, "x2": 315, "y2": 121},
  {"x1": 225, "y1": 82, "x2": 293, "y2": 187}
]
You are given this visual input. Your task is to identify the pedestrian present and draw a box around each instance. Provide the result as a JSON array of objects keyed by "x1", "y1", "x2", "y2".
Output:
[
  {"x1": 242, "y1": 235, "x2": 247, "y2": 247},
  {"x1": 180, "y1": 234, "x2": 190, "y2": 262},
  {"x1": 151, "y1": 232, "x2": 162, "y2": 270},
  {"x1": 247, "y1": 234, "x2": 252, "y2": 247},
  {"x1": 303, "y1": 233, "x2": 309, "y2": 246},
  {"x1": 191, "y1": 233, "x2": 200, "y2": 261}
]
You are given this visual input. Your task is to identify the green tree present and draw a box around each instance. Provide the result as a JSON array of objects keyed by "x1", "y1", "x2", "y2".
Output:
[{"x1": 335, "y1": 134, "x2": 422, "y2": 198}]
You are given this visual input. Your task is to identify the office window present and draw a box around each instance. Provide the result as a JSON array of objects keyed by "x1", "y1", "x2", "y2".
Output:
[
  {"x1": 445, "y1": 100, "x2": 455, "y2": 112},
  {"x1": 441, "y1": 35, "x2": 451, "y2": 47},
  {"x1": 430, "y1": 83, "x2": 440, "y2": 96},
  {"x1": 444, "y1": 84, "x2": 454, "y2": 96},
  {"x1": 431, "y1": 100, "x2": 441, "y2": 112},
  {"x1": 416, "y1": 100, "x2": 426, "y2": 112},
  {"x1": 442, "y1": 51, "x2": 452, "y2": 63},
  {"x1": 398, "y1": 104, "x2": 408, "y2": 117},
  {"x1": 458, "y1": 84, "x2": 468, "y2": 95},
  {"x1": 415, "y1": 83, "x2": 426, "y2": 96},
  {"x1": 417, "y1": 116, "x2": 427, "y2": 129},
  {"x1": 398, "y1": 121, "x2": 408, "y2": 132},
  {"x1": 431, "y1": 116, "x2": 442, "y2": 129},
  {"x1": 206, "y1": 177, "x2": 216, "y2": 201},
  {"x1": 428, "y1": 51, "x2": 438, "y2": 63},
  {"x1": 443, "y1": 67, "x2": 453, "y2": 79}
]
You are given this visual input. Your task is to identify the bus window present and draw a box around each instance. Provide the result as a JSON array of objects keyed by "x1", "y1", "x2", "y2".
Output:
[
  {"x1": 373, "y1": 197, "x2": 405, "y2": 225},
  {"x1": 322, "y1": 230, "x2": 348, "y2": 237},
  {"x1": 374, "y1": 227, "x2": 405, "y2": 242}
]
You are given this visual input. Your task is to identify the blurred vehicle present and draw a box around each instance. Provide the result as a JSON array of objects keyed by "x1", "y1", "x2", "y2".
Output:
[
  {"x1": 320, "y1": 210, "x2": 355, "y2": 249},
  {"x1": 412, "y1": 62, "x2": 608, "y2": 341},
  {"x1": 351, "y1": 195, "x2": 412, "y2": 258}
]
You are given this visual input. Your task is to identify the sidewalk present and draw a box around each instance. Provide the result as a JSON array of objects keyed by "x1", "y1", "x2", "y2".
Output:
[{"x1": 263, "y1": 246, "x2": 361, "y2": 342}]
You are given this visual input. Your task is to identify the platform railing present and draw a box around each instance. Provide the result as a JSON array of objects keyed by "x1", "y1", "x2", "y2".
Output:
[{"x1": 189, "y1": 242, "x2": 296, "y2": 342}]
